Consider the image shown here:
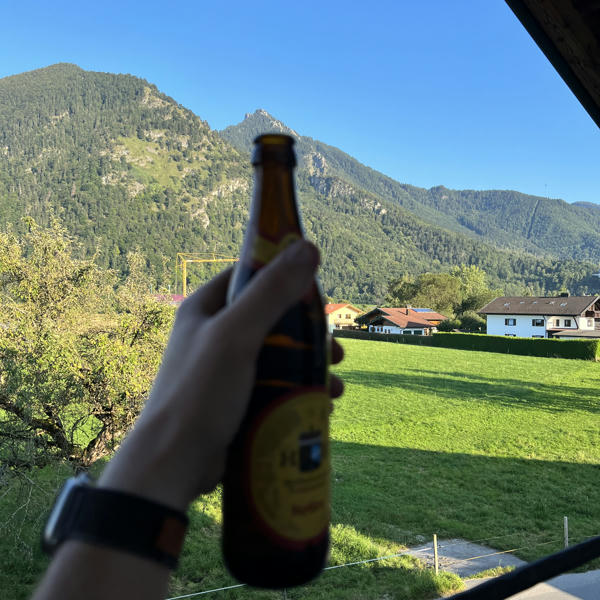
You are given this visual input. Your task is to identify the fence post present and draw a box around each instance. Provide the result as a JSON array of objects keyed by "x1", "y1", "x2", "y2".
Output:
[
  {"x1": 433, "y1": 533, "x2": 439, "y2": 575},
  {"x1": 564, "y1": 516, "x2": 569, "y2": 549}
]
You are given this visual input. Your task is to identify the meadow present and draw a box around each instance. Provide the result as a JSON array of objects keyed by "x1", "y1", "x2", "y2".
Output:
[{"x1": 3, "y1": 339, "x2": 600, "y2": 600}]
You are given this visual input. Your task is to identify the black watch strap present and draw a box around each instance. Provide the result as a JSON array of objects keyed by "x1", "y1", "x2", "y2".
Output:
[{"x1": 44, "y1": 483, "x2": 189, "y2": 569}]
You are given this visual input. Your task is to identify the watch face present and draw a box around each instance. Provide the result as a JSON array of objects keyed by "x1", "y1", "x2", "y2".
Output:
[{"x1": 42, "y1": 473, "x2": 91, "y2": 553}]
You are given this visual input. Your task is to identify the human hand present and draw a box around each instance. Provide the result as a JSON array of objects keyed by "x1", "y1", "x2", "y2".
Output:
[{"x1": 98, "y1": 240, "x2": 344, "y2": 511}]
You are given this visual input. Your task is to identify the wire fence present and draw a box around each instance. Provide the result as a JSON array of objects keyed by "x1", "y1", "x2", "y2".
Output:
[
  {"x1": 2, "y1": 472, "x2": 599, "y2": 600},
  {"x1": 164, "y1": 526, "x2": 600, "y2": 600}
]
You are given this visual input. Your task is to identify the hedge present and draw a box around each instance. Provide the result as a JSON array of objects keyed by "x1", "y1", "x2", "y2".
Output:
[
  {"x1": 332, "y1": 329, "x2": 436, "y2": 346},
  {"x1": 332, "y1": 329, "x2": 600, "y2": 360},
  {"x1": 432, "y1": 333, "x2": 600, "y2": 360}
]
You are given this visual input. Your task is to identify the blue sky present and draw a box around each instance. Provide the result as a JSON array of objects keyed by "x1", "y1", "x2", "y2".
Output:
[{"x1": 1, "y1": 0, "x2": 599, "y2": 204}]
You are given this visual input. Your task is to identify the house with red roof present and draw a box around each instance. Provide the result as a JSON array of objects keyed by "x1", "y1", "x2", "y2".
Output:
[
  {"x1": 356, "y1": 307, "x2": 447, "y2": 336},
  {"x1": 324, "y1": 303, "x2": 363, "y2": 330}
]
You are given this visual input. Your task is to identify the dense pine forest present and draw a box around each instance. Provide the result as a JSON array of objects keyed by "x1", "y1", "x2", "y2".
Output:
[{"x1": 1, "y1": 64, "x2": 599, "y2": 302}]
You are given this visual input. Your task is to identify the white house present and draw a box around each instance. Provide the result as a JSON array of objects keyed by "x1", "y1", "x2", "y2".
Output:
[{"x1": 479, "y1": 295, "x2": 600, "y2": 339}]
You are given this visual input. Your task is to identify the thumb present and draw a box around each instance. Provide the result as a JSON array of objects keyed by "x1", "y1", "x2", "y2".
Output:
[{"x1": 221, "y1": 240, "x2": 320, "y2": 347}]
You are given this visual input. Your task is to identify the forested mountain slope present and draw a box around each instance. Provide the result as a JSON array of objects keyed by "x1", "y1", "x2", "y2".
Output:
[
  {"x1": 0, "y1": 65, "x2": 598, "y2": 302},
  {"x1": 222, "y1": 110, "x2": 600, "y2": 262},
  {"x1": 0, "y1": 63, "x2": 251, "y2": 278}
]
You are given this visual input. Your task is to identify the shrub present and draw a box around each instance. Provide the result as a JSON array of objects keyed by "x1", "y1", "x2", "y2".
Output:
[{"x1": 437, "y1": 318, "x2": 461, "y2": 332}]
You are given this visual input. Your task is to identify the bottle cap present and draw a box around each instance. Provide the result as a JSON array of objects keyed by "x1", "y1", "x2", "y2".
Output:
[{"x1": 252, "y1": 134, "x2": 297, "y2": 167}]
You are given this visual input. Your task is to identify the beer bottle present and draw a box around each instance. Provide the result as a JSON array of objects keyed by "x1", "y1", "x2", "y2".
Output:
[{"x1": 223, "y1": 134, "x2": 330, "y2": 588}]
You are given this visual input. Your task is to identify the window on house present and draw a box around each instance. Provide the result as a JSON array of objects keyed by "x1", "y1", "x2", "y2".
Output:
[
  {"x1": 555, "y1": 319, "x2": 560, "y2": 327},
  {"x1": 588, "y1": 319, "x2": 593, "y2": 327},
  {"x1": 504, "y1": 334, "x2": 516, "y2": 337},
  {"x1": 532, "y1": 319, "x2": 544, "y2": 327},
  {"x1": 414, "y1": 330, "x2": 423, "y2": 335},
  {"x1": 345, "y1": 314, "x2": 351, "y2": 319},
  {"x1": 564, "y1": 319, "x2": 572, "y2": 327},
  {"x1": 505, "y1": 318, "x2": 516, "y2": 326},
  {"x1": 337, "y1": 313, "x2": 343, "y2": 319}
]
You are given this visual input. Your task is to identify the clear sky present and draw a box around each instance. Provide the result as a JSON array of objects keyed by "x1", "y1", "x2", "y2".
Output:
[{"x1": 1, "y1": 0, "x2": 599, "y2": 204}]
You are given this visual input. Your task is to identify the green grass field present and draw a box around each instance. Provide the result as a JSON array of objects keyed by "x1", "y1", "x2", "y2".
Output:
[{"x1": 3, "y1": 339, "x2": 600, "y2": 599}]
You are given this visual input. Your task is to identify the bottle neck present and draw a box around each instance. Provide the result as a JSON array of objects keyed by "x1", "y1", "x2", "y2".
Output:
[
  {"x1": 250, "y1": 163, "x2": 302, "y2": 241},
  {"x1": 241, "y1": 163, "x2": 304, "y2": 268}
]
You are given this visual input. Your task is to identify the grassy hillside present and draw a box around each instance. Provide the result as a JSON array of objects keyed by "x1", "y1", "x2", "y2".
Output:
[{"x1": 4, "y1": 340, "x2": 600, "y2": 599}]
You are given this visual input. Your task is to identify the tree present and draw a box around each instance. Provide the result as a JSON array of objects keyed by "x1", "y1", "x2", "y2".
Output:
[
  {"x1": 386, "y1": 266, "x2": 499, "y2": 321},
  {"x1": 450, "y1": 264, "x2": 499, "y2": 315},
  {"x1": 0, "y1": 221, "x2": 174, "y2": 469},
  {"x1": 411, "y1": 273, "x2": 462, "y2": 315},
  {"x1": 459, "y1": 311, "x2": 487, "y2": 333},
  {"x1": 386, "y1": 274, "x2": 418, "y2": 306}
]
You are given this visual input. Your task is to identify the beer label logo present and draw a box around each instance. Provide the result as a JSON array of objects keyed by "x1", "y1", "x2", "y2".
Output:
[{"x1": 248, "y1": 389, "x2": 330, "y2": 543}]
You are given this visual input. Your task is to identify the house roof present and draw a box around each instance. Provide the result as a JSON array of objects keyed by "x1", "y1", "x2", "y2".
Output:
[
  {"x1": 506, "y1": 0, "x2": 600, "y2": 129},
  {"x1": 357, "y1": 307, "x2": 446, "y2": 324},
  {"x1": 405, "y1": 308, "x2": 447, "y2": 321},
  {"x1": 370, "y1": 313, "x2": 434, "y2": 329},
  {"x1": 324, "y1": 303, "x2": 362, "y2": 315},
  {"x1": 479, "y1": 296, "x2": 598, "y2": 316},
  {"x1": 552, "y1": 329, "x2": 600, "y2": 338}
]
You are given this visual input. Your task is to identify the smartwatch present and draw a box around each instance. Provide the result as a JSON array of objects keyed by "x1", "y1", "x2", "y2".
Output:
[{"x1": 42, "y1": 473, "x2": 189, "y2": 569}]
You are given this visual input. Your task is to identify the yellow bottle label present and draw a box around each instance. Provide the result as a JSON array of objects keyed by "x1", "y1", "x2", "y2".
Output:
[
  {"x1": 248, "y1": 388, "x2": 330, "y2": 544},
  {"x1": 252, "y1": 232, "x2": 301, "y2": 266}
]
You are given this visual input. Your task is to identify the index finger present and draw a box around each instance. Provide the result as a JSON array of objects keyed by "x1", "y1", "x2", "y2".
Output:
[{"x1": 177, "y1": 267, "x2": 233, "y2": 318}]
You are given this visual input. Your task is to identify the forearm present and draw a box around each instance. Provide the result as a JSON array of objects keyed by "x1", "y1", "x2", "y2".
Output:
[
  {"x1": 32, "y1": 540, "x2": 171, "y2": 600},
  {"x1": 34, "y1": 412, "x2": 191, "y2": 600}
]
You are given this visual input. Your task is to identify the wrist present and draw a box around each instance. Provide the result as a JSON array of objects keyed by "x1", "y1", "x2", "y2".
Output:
[
  {"x1": 98, "y1": 411, "x2": 194, "y2": 512},
  {"x1": 42, "y1": 473, "x2": 189, "y2": 570}
]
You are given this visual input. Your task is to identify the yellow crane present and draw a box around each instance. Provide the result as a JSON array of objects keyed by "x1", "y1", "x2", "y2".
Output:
[{"x1": 175, "y1": 253, "x2": 238, "y2": 297}]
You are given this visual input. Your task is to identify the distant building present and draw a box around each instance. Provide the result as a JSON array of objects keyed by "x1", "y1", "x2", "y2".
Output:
[
  {"x1": 479, "y1": 295, "x2": 600, "y2": 339},
  {"x1": 324, "y1": 303, "x2": 363, "y2": 330},
  {"x1": 153, "y1": 294, "x2": 185, "y2": 306},
  {"x1": 356, "y1": 307, "x2": 447, "y2": 336}
]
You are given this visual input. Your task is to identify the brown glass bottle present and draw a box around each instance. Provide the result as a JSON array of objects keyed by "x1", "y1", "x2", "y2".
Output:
[{"x1": 223, "y1": 134, "x2": 330, "y2": 588}]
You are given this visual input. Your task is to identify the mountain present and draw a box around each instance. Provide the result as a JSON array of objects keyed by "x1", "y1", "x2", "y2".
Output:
[
  {"x1": 0, "y1": 65, "x2": 598, "y2": 302},
  {"x1": 222, "y1": 110, "x2": 600, "y2": 262},
  {"x1": 0, "y1": 63, "x2": 251, "y2": 278}
]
